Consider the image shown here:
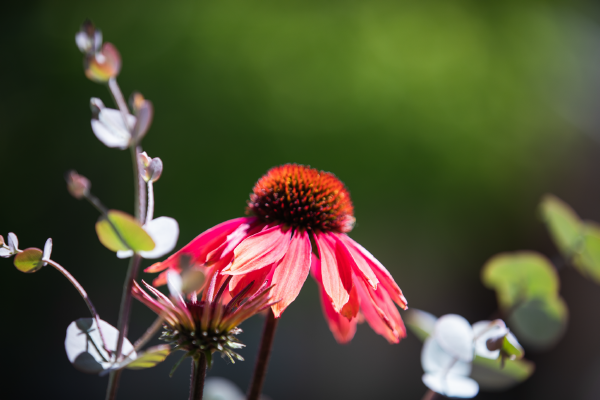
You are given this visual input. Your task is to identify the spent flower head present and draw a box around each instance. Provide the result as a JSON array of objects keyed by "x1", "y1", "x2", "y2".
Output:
[{"x1": 133, "y1": 259, "x2": 278, "y2": 366}]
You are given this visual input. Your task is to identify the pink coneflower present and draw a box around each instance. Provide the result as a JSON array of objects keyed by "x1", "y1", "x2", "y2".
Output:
[{"x1": 145, "y1": 164, "x2": 407, "y2": 343}]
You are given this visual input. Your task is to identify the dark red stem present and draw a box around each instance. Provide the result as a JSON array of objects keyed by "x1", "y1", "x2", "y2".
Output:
[{"x1": 247, "y1": 309, "x2": 278, "y2": 400}]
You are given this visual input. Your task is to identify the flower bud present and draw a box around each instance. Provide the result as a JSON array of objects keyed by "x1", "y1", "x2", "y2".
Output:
[
  {"x1": 0, "y1": 235, "x2": 4, "y2": 246},
  {"x1": 75, "y1": 19, "x2": 102, "y2": 55},
  {"x1": 139, "y1": 152, "x2": 163, "y2": 183},
  {"x1": 66, "y1": 170, "x2": 91, "y2": 199},
  {"x1": 84, "y1": 43, "x2": 122, "y2": 83}
]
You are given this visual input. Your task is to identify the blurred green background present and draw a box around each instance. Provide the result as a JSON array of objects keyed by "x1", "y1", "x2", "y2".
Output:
[{"x1": 3, "y1": 0, "x2": 600, "y2": 398}]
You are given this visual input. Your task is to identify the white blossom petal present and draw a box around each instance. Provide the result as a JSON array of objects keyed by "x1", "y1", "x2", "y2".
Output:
[
  {"x1": 422, "y1": 373, "x2": 479, "y2": 398},
  {"x1": 114, "y1": 217, "x2": 179, "y2": 260},
  {"x1": 139, "y1": 217, "x2": 179, "y2": 259},
  {"x1": 7, "y1": 232, "x2": 18, "y2": 253},
  {"x1": 42, "y1": 238, "x2": 53, "y2": 265},
  {"x1": 434, "y1": 314, "x2": 474, "y2": 362},
  {"x1": 90, "y1": 99, "x2": 135, "y2": 149},
  {"x1": 421, "y1": 338, "x2": 472, "y2": 376},
  {"x1": 473, "y1": 320, "x2": 509, "y2": 360},
  {"x1": 0, "y1": 248, "x2": 12, "y2": 258}
]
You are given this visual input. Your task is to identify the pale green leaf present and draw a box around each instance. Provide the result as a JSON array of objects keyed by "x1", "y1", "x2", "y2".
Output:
[
  {"x1": 14, "y1": 248, "x2": 44, "y2": 273},
  {"x1": 573, "y1": 222, "x2": 600, "y2": 284},
  {"x1": 471, "y1": 355, "x2": 534, "y2": 390},
  {"x1": 125, "y1": 345, "x2": 171, "y2": 370},
  {"x1": 95, "y1": 210, "x2": 155, "y2": 253},
  {"x1": 540, "y1": 194, "x2": 583, "y2": 257},
  {"x1": 481, "y1": 251, "x2": 559, "y2": 310},
  {"x1": 509, "y1": 297, "x2": 568, "y2": 350}
]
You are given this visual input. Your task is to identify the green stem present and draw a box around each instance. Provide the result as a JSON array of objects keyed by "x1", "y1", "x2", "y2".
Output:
[
  {"x1": 247, "y1": 309, "x2": 278, "y2": 400},
  {"x1": 189, "y1": 354, "x2": 207, "y2": 400}
]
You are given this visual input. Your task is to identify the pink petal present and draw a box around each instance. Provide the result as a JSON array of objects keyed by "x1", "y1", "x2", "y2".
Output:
[
  {"x1": 224, "y1": 225, "x2": 291, "y2": 275},
  {"x1": 315, "y1": 233, "x2": 351, "y2": 313},
  {"x1": 229, "y1": 263, "x2": 275, "y2": 299},
  {"x1": 341, "y1": 235, "x2": 407, "y2": 309},
  {"x1": 206, "y1": 222, "x2": 264, "y2": 264},
  {"x1": 270, "y1": 230, "x2": 312, "y2": 318},
  {"x1": 144, "y1": 217, "x2": 255, "y2": 274},
  {"x1": 339, "y1": 283, "x2": 359, "y2": 320},
  {"x1": 336, "y1": 233, "x2": 379, "y2": 289},
  {"x1": 312, "y1": 255, "x2": 357, "y2": 343},
  {"x1": 355, "y1": 275, "x2": 406, "y2": 343}
]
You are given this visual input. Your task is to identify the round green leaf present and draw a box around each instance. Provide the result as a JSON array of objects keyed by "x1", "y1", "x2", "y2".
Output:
[
  {"x1": 95, "y1": 210, "x2": 155, "y2": 253},
  {"x1": 125, "y1": 345, "x2": 171, "y2": 370},
  {"x1": 573, "y1": 222, "x2": 600, "y2": 284},
  {"x1": 540, "y1": 194, "x2": 583, "y2": 257},
  {"x1": 501, "y1": 334, "x2": 524, "y2": 361},
  {"x1": 481, "y1": 251, "x2": 559, "y2": 310},
  {"x1": 14, "y1": 248, "x2": 44, "y2": 273},
  {"x1": 471, "y1": 355, "x2": 535, "y2": 391},
  {"x1": 509, "y1": 297, "x2": 568, "y2": 350}
]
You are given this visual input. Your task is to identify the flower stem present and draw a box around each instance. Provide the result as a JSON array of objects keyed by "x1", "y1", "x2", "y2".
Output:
[
  {"x1": 247, "y1": 309, "x2": 278, "y2": 400},
  {"x1": 45, "y1": 259, "x2": 108, "y2": 352},
  {"x1": 189, "y1": 354, "x2": 207, "y2": 400},
  {"x1": 421, "y1": 389, "x2": 442, "y2": 400},
  {"x1": 105, "y1": 254, "x2": 142, "y2": 400}
]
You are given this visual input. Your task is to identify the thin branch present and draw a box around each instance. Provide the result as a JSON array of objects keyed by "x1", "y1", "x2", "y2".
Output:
[{"x1": 45, "y1": 259, "x2": 109, "y2": 353}]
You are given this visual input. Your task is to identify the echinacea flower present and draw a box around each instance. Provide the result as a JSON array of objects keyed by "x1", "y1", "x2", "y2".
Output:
[
  {"x1": 145, "y1": 164, "x2": 408, "y2": 343},
  {"x1": 132, "y1": 269, "x2": 277, "y2": 365}
]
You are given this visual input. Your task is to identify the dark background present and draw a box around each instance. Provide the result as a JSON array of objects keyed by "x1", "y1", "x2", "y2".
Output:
[{"x1": 3, "y1": 0, "x2": 600, "y2": 399}]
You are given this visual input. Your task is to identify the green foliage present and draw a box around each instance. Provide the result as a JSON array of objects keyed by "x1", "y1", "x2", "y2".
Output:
[
  {"x1": 13, "y1": 248, "x2": 44, "y2": 273},
  {"x1": 113, "y1": 345, "x2": 171, "y2": 370},
  {"x1": 95, "y1": 210, "x2": 155, "y2": 253},
  {"x1": 470, "y1": 356, "x2": 535, "y2": 391},
  {"x1": 540, "y1": 195, "x2": 600, "y2": 284},
  {"x1": 540, "y1": 195, "x2": 583, "y2": 257},
  {"x1": 509, "y1": 298, "x2": 568, "y2": 350},
  {"x1": 481, "y1": 251, "x2": 568, "y2": 349},
  {"x1": 501, "y1": 335, "x2": 524, "y2": 361},
  {"x1": 481, "y1": 251, "x2": 559, "y2": 310}
]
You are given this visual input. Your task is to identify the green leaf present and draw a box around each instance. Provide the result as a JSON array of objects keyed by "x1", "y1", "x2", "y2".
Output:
[
  {"x1": 125, "y1": 345, "x2": 171, "y2": 370},
  {"x1": 509, "y1": 297, "x2": 568, "y2": 350},
  {"x1": 540, "y1": 194, "x2": 584, "y2": 257},
  {"x1": 95, "y1": 210, "x2": 155, "y2": 253},
  {"x1": 471, "y1": 355, "x2": 535, "y2": 390},
  {"x1": 573, "y1": 222, "x2": 600, "y2": 284},
  {"x1": 13, "y1": 248, "x2": 44, "y2": 273},
  {"x1": 501, "y1": 334, "x2": 524, "y2": 360},
  {"x1": 405, "y1": 309, "x2": 437, "y2": 342},
  {"x1": 481, "y1": 251, "x2": 559, "y2": 310}
]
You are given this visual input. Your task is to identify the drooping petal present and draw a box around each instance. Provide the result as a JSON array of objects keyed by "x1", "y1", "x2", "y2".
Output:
[
  {"x1": 341, "y1": 235, "x2": 407, "y2": 309},
  {"x1": 314, "y1": 233, "x2": 350, "y2": 313},
  {"x1": 270, "y1": 230, "x2": 312, "y2": 318},
  {"x1": 335, "y1": 233, "x2": 378, "y2": 289},
  {"x1": 312, "y1": 254, "x2": 357, "y2": 343},
  {"x1": 224, "y1": 225, "x2": 291, "y2": 275},
  {"x1": 145, "y1": 217, "x2": 255, "y2": 274},
  {"x1": 354, "y1": 275, "x2": 406, "y2": 343},
  {"x1": 339, "y1": 283, "x2": 360, "y2": 320}
]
